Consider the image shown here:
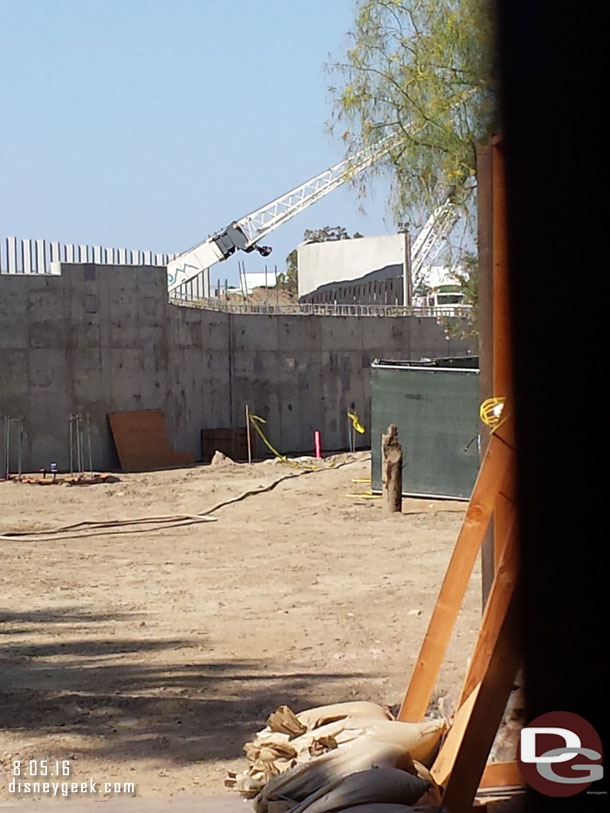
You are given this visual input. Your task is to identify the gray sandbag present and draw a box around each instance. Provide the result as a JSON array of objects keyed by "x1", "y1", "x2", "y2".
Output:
[{"x1": 286, "y1": 767, "x2": 429, "y2": 813}]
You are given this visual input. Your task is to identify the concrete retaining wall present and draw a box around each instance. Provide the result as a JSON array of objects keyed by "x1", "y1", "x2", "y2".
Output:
[{"x1": 0, "y1": 264, "x2": 474, "y2": 471}]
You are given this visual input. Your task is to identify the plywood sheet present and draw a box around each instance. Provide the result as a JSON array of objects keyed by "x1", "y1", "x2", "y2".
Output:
[
  {"x1": 201, "y1": 427, "x2": 249, "y2": 462},
  {"x1": 108, "y1": 410, "x2": 194, "y2": 471}
]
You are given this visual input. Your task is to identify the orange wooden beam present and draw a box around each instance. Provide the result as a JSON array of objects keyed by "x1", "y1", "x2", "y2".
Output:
[
  {"x1": 398, "y1": 420, "x2": 513, "y2": 722},
  {"x1": 441, "y1": 595, "x2": 521, "y2": 812},
  {"x1": 480, "y1": 761, "x2": 523, "y2": 789},
  {"x1": 491, "y1": 135, "x2": 514, "y2": 570},
  {"x1": 459, "y1": 513, "x2": 518, "y2": 706}
]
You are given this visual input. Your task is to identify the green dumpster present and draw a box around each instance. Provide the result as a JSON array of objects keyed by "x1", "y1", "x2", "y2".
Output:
[{"x1": 371, "y1": 357, "x2": 480, "y2": 500}]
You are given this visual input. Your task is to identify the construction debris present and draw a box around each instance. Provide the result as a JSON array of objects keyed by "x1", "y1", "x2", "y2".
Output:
[
  {"x1": 226, "y1": 701, "x2": 445, "y2": 811},
  {"x1": 210, "y1": 450, "x2": 235, "y2": 466},
  {"x1": 15, "y1": 473, "x2": 118, "y2": 486}
]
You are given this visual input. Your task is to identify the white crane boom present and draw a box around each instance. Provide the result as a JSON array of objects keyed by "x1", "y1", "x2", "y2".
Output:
[
  {"x1": 235, "y1": 138, "x2": 392, "y2": 246},
  {"x1": 167, "y1": 89, "x2": 477, "y2": 294},
  {"x1": 167, "y1": 137, "x2": 394, "y2": 292},
  {"x1": 410, "y1": 196, "x2": 460, "y2": 290}
]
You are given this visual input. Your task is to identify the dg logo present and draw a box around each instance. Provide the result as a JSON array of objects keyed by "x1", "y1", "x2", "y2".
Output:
[{"x1": 518, "y1": 711, "x2": 604, "y2": 797}]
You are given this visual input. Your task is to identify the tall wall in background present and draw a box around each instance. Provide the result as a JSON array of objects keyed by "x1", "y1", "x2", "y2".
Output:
[
  {"x1": 299, "y1": 271, "x2": 404, "y2": 306},
  {"x1": 0, "y1": 264, "x2": 475, "y2": 471},
  {"x1": 297, "y1": 234, "x2": 408, "y2": 300}
]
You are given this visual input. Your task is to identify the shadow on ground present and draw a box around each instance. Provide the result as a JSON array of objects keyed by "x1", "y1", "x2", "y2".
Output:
[{"x1": 0, "y1": 607, "x2": 368, "y2": 765}]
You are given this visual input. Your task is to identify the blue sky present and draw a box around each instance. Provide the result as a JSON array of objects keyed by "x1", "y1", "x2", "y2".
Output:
[{"x1": 0, "y1": 0, "x2": 396, "y2": 285}]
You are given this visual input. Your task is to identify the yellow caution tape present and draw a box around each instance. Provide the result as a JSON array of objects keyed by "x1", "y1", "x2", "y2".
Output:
[
  {"x1": 347, "y1": 411, "x2": 366, "y2": 434},
  {"x1": 351, "y1": 478, "x2": 372, "y2": 483},
  {"x1": 248, "y1": 414, "x2": 321, "y2": 470}
]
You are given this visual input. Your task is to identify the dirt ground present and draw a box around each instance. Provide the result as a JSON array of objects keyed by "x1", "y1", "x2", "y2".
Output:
[{"x1": 0, "y1": 453, "x2": 480, "y2": 800}]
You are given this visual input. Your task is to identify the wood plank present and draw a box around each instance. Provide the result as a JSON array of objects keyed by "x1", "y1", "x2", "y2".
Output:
[
  {"x1": 494, "y1": 469, "x2": 515, "y2": 566},
  {"x1": 495, "y1": 459, "x2": 516, "y2": 566},
  {"x1": 170, "y1": 450, "x2": 196, "y2": 467},
  {"x1": 459, "y1": 512, "x2": 518, "y2": 705},
  {"x1": 480, "y1": 761, "x2": 523, "y2": 789},
  {"x1": 491, "y1": 135, "x2": 511, "y2": 402},
  {"x1": 441, "y1": 595, "x2": 521, "y2": 811},
  {"x1": 108, "y1": 410, "x2": 193, "y2": 471},
  {"x1": 476, "y1": 143, "x2": 496, "y2": 613},
  {"x1": 202, "y1": 427, "x2": 249, "y2": 462},
  {"x1": 434, "y1": 506, "x2": 519, "y2": 797},
  {"x1": 476, "y1": 143, "x2": 494, "y2": 457},
  {"x1": 491, "y1": 135, "x2": 514, "y2": 573},
  {"x1": 431, "y1": 684, "x2": 481, "y2": 787},
  {"x1": 398, "y1": 419, "x2": 514, "y2": 722},
  {"x1": 108, "y1": 410, "x2": 172, "y2": 471}
]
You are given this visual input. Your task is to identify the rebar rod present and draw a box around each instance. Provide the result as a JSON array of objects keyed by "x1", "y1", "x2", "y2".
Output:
[
  {"x1": 87, "y1": 414, "x2": 93, "y2": 476},
  {"x1": 69, "y1": 415, "x2": 74, "y2": 477}
]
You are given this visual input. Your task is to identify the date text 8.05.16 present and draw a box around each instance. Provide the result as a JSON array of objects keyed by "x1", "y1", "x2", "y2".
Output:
[{"x1": 13, "y1": 761, "x2": 70, "y2": 778}]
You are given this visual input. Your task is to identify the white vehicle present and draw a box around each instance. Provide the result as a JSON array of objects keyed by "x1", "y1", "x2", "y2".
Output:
[{"x1": 420, "y1": 283, "x2": 468, "y2": 316}]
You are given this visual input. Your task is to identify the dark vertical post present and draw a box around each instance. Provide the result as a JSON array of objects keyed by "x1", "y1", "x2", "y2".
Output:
[
  {"x1": 265, "y1": 265, "x2": 268, "y2": 306},
  {"x1": 245, "y1": 404, "x2": 252, "y2": 464},
  {"x1": 477, "y1": 142, "x2": 495, "y2": 609},
  {"x1": 402, "y1": 229, "x2": 412, "y2": 307},
  {"x1": 491, "y1": 136, "x2": 514, "y2": 571}
]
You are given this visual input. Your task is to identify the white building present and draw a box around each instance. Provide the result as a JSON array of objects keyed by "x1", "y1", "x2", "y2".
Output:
[
  {"x1": 297, "y1": 233, "x2": 410, "y2": 305},
  {"x1": 240, "y1": 271, "x2": 277, "y2": 291}
]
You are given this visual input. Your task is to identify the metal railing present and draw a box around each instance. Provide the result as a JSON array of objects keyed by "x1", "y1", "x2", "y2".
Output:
[{"x1": 169, "y1": 295, "x2": 472, "y2": 319}]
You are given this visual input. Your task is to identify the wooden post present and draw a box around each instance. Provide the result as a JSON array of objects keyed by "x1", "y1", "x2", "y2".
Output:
[
  {"x1": 477, "y1": 142, "x2": 495, "y2": 610},
  {"x1": 492, "y1": 135, "x2": 511, "y2": 403},
  {"x1": 398, "y1": 420, "x2": 513, "y2": 722},
  {"x1": 381, "y1": 424, "x2": 402, "y2": 514},
  {"x1": 491, "y1": 135, "x2": 514, "y2": 571},
  {"x1": 459, "y1": 510, "x2": 518, "y2": 706},
  {"x1": 440, "y1": 594, "x2": 521, "y2": 811},
  {"x1": 245, "y1": 404, "x2": 252, "y2": 464},
  {"x1": 412, "y1": 427, "x2": 521, "y2": 808},
  {"x1": 430, "y1": 510, "x2": 519, "y2": 791}
]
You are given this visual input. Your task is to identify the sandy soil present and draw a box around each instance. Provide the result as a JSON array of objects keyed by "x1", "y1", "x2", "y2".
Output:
[{"x1": 0, "y1": 453, "x2": 480, "y2": 800}]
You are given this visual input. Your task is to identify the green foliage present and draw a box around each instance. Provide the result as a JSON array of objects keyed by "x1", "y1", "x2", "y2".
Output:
[
  {"x1": 303, "y1": 225, "x2": 363, "y2": 242},
  {"x1": 277, "y1": 248, "x2": 298, "y2": 292},
  {"x1": 452, "y1": 251, "x2": 478, "y2": 312},
  {"x1": 329, "y1": 0, "x2": 497, "y2": 219},
  {"x1": 328, "y1": 0, "x2": 497, "y2": 338}
]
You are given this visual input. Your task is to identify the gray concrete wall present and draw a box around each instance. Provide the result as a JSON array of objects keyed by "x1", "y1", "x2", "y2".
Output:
[{"x1": 0, "y1": 264, "x2": 474, "y2": 471}]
